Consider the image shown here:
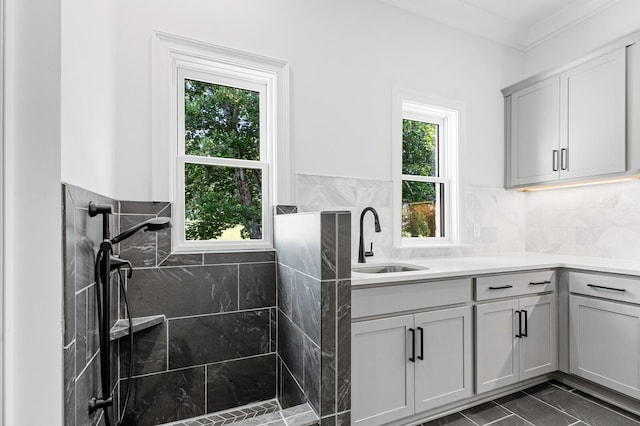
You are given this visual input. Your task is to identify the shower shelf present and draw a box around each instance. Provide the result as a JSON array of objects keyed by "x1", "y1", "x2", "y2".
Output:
[{"x1": 110, "y1": 314, "x2": 166, "y2": 341}]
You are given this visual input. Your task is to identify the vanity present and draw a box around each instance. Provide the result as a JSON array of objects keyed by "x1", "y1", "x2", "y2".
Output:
[{"x1": 351, "y1": 253, "x2": 640, "y2": 426}]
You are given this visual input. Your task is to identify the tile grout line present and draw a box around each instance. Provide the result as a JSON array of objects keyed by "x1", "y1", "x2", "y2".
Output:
[
  {"x1": 522, "y1": 388, "x2": 582, "y2": 423},
  {"x1": 567, "y1": 388, "x2": 640, "y2": 425},
  {"x1": 334, "y1": 214, "x2": 339, "y2": 416},
  {"x1": 491, "y1": 400, "x2": 536, "y2": 426},
  {"x1": 126, "y1": 351, "x2": 277, "y2": 380},
  {"x1": 458, "y1": 410, "x2": 481, "y2": 425},
  {"x1": 482, "y1": 413, "x2": 514, "y2": 426}
]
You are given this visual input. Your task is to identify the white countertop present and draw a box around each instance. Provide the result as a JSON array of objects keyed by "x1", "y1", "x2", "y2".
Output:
[{"x1": 351, "y1": 252, "x2": 640, "y2": 286}]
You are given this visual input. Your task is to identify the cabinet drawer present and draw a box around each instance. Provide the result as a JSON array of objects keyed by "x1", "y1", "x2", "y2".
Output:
[
  {"x1": 352, "y1": 278, "x2": 472, "y2": 319},
  {"x1": 475, "y1": 270, "x2": 555, "y2": 301},
  {"x1": 570, "y1": 272, "x2": 640, "y2": 304}
]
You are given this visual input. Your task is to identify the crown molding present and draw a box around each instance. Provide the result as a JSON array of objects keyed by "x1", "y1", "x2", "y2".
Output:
[{"x1": 380, "y1": 0, "x2": 620, "y2": 51}]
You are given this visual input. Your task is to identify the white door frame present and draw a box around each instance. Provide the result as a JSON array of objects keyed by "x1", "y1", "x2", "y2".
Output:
[{"x1": 0, "y1": 0, "x2": 5, "y2": 422}]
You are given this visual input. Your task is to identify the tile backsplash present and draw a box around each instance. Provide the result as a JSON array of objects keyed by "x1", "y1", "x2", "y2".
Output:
[
  {"x1": 525, "y1": 179, "x2": 640, "y2": 260},
  {"x1": 296, "y1": 174, "x2": 526, "y2": 259},
  {"x1": 296, "y1": 173, "x2": 640, "y2": 262}
]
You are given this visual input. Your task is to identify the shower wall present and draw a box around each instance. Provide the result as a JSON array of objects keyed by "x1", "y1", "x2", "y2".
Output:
[
  {"x1": 63, "y1": 184, "x2": 121, "y2": 426},
  {"x1": 62, "y1": 184, "x2": 277, "y2": 426},
  {"x1": 274, "y1": 211, "x2": 352, "y2": 425}
]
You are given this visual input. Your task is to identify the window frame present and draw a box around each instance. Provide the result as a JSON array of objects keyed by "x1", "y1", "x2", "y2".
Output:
[
  {"x1": 392, "y1": 90, "x2": 462, "y2": 248},
  {"x1": 152, "y1": 32, "x2": 291, "y2": 253}
]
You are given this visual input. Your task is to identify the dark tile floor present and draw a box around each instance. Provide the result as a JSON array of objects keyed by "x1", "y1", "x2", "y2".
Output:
[{"x1": 424, "y1": 381, "x2": 640, "y2": 426}]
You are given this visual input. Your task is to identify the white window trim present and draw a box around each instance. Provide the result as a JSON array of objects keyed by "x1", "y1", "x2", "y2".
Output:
[
  {"x1": 392, "y1": 89, "x2": 464, "y2": 248},
  {"x1": 151, "y1": 32, "x2": 292, "y2": 252}
]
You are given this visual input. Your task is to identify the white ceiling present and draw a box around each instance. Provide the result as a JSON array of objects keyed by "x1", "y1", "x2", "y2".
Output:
[{"x1": 380, "y1": 0, "x2": 620, "y2": 51}]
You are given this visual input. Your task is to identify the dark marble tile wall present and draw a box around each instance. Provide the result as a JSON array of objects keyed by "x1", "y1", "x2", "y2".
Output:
[
  {"x1": 118, "y1": 202, "x2": 278, "y2": 426},
  {"x1": 273, "y1": 211, "x2": 351, "y2": 424},
  {"x1": 63, "y1": 185, "x2": 279, "y2": 426},
  {"x1": 63, "y1": 183, "x2": 121, "y2": 426}
]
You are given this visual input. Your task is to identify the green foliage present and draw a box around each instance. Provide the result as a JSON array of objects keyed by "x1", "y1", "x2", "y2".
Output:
[
  {"x1": 183, "y1": 80, "x2": 262, "y2": 241},
  {"x1": 402, "y1": 119, "x2": 437, "y2": 177},
  {"x1": 401, "y1": 119, "x2": 439, "y2": 238}
]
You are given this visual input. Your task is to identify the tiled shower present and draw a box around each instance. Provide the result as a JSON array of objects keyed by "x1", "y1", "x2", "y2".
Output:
[{"x1": 62, "y1": 184, "x2": 351, "y2": 426}]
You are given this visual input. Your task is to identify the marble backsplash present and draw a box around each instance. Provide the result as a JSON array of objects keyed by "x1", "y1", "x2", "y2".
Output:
[
  {"x1": 525, "y1": 179, "x2": 640, "y2": 260},
  {"x1": 296, "y1": 174, "x2": 640, "y2": 262},
  {"x1": 296, "y1": 174, "x2": 526, "y2": 260}
]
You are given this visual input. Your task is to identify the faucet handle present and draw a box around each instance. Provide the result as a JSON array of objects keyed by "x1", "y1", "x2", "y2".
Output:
[{"x1": 365, "y1": 242, "x2": 374, "y2": 257}]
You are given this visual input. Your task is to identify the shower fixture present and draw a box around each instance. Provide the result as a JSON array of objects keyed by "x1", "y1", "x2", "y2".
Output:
[{"x1": 87, "y1": 202, "x2": 172, "y2": 426}]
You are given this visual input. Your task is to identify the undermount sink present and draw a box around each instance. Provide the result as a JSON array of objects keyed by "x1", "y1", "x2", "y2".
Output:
[{"x1": 352, "y1": 263, "x2": 428, "y2": 274}]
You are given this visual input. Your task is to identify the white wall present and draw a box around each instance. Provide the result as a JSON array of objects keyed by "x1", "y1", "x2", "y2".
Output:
[
  {"x1": 524, "y1": 0, "x2": 640, "y2": 77},
  {"x1": 112, "y1": 0, "x2": 524, "y2": 201},
  {"x1": 4, "y1": 0, "x2": 64, "y2": 423},
  {"x1": 61, "y1": 0, "x2": 117, "y2": 198}
]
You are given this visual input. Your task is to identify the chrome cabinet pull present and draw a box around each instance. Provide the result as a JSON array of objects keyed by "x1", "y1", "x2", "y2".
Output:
[{"x1": 553, "y1": 150, "x2": 559, "y2": 171}]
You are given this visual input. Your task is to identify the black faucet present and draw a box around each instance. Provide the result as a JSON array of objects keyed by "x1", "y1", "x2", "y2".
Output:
[{"x1": 358, "y1": 207, "x2": 382, "y2": 263}]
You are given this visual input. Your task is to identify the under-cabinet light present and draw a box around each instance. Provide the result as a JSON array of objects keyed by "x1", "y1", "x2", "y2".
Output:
[{"x1": 516, "y1": 175, "x2": 640, "y2": 192}]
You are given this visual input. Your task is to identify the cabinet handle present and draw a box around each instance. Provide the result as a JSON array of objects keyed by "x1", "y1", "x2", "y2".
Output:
[
  {"x1": 515, "y1": 310, "x2": 522, "y2": 338},
  {"x1": 587, "y1": 284, "x2": 626, "y2": 292},
  {"x1": 522, "y1": 309, "x2": 528, "y2": 337},
  {"x1": 409, "y1": 328, "x2": 415, "y2": 362},
  {"x1": 561, "y1": 148, "x2": 567, "y2": 170},
  {"x1": 553, "y1": 150, "x2": 559, "y2": 171},
  {"x1": 489, "y1": 285, "x2": 513, "y2": 290},
  {"x1": 417, "y1": 327, "x2": 424, "y2": 361},
  {"x1": 529, "y1": 280, "x2": 551, "y2": 286}
]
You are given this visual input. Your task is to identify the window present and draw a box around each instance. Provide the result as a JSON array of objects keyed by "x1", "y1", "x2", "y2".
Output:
[
  {"x1": 393, "y1": 92, "x2": 461, "y2": 247},
  {"x1": 177, "y1": 70, "x2": 270, "y2": 249},
  {"x1": 152, "y1": 33, "x2": 291, "y2": 252}
]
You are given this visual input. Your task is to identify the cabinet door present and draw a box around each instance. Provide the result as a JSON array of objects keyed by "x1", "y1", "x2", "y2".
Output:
[
  {"x1": 519, "y1": 294, "x2": 558, "y2": 381},
  {"x1": 352, "y1": 315, "x2": 415, "y2": 426},
  {"x1": 509, "y1": 76, "x2": 560, "y2": 186},
  {"x1": 414, "y1": 306, "x2": 472, "y2": 413},
  {"x1": 560, "y1": 47, "x2": 626, "y2": 180},
  {"x1": 476, "y1": 299, "x2": 520, "y2": 393},
  {"x1": 570, "y1": 295, "x2": 640, "y2": 399}
]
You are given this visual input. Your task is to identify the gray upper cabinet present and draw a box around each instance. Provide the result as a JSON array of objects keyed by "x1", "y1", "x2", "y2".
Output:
[
  {"x1": 559, "y1": 48, "x2": 626, "y2": 180},
  {"x1": 509, "y1": 76, "x2": 560, "y2": 186},
  {"x1": 505, "y1": 45, "x2": 629, "y2": 189}
]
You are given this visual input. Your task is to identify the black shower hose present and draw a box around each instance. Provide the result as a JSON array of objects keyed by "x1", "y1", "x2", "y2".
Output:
[{"x1": 94, "y1": 250, "x2": 134, "y2": 426}]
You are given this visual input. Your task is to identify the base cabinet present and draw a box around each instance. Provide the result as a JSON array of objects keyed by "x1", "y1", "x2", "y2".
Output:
[
  {"x1": 569, "y1": 295, "x2": 640, "y2": 399},
  {"x1": 476, "y1": 294, "x2": 557, "y2": 393},
  {"x1": 352, "y1": 306, "x2": 472, "y2": 426}
]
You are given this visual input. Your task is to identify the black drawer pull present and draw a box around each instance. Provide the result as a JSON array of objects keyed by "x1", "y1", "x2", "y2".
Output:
[
  {"x1": 515, "y1": 310, "x2": 522, "y2": 338},
  {"x1": 587, "y1": 284, "x2": 626, "y2": 292},
  {"x1": 522, "y1": 309, "x2": 528, "y2": 337},
  {"x1": 529, "y1": 280, "x2": 551, "y2": 286},
  {"x1": 489, "y1": 285, "x2": 513, "y2": 290},
  {"x1": 409, "y1": 328, "x2": 415, "y2": 362},
  {"x1": 417, "y1": 327, "x2": 424, "y2": 361}
]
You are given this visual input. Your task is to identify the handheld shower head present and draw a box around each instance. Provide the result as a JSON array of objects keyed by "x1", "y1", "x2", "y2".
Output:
[{"x1": 111, "y1": 217, "x2": 172, "y2": 244}]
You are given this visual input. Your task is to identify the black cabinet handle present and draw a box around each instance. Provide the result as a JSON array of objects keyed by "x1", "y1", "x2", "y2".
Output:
[
  {"x1": 489, "y1": 285, "x2": 513, "y2": 290},
  {"x1": 515, "y1": 310, "x2": 522, "y2": 338},
  {"x1": 529, "y1": 280, "x2": 551, "y2": 286},
  {"x1": 561, "y1": 148, "x2": 568, "y2": 170},
  {"x1": 417, "y1": 327, "x2": 424, "y2": 361},
  {"x1": 409, "y1": 328, "x2": 415, "y2": 362},
  {"x1": 522, "y1": 309, "x2": 528, "y2": 337},
  {"x1": 587, "y1": 284, "x2": 626, "y2": 292}
]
